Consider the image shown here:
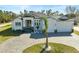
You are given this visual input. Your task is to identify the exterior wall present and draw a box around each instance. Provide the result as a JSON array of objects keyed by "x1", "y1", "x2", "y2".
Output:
[
  {"x1": 12, "y1": 17, "x2": 74, "y2": 33},
  {"x1": 40, "y1": 19, "x2": 45, "y2": 30},
  {"x1": 12, "y1": 19, "x2": 22, "y2": 31},
  {"x1": 23, "y1": 17, "x2": 34, "y2": 28},
  {"x1": 33, "y1": 18, "x2": 74, "y2": 33},
  {"x1": 56, "y1": 21, "x2": 74, "y2": 32},
  {"x1": 47, "y1": 18, "x2": 56, "y2": 32},
  {"x1": 12, "y1": 21, "x2": 14, "y2": 30},
  {"x1": 31, "y1": 19, "x2": 34, "y2": 27}
]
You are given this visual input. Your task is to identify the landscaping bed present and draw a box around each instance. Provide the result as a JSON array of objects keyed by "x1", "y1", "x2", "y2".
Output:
[
  {"x1": 23, "y1": 43, "x2": 78, "y2": 53},
  {"x1": 74, "y1": 30, "x2": 79, "y2": 35}
]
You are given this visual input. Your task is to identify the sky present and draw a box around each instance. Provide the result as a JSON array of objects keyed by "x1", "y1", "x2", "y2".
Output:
[{"x1": 0, "y1": 5, "x2": 79, "y2": 14}]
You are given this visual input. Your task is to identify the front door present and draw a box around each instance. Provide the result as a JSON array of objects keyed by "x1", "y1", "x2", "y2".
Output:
[
  {"x1": 26, "y1": 20, "x2": 31, "y2": 28},
  {"x1": 24, "y1": 20, "x2": 33, "y2": 33}
]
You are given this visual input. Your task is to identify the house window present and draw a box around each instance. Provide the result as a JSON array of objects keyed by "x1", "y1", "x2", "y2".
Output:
[
  {"x1": 34, "y1": 20, "x2": 40, "y2": 26},
  {"x1": 15, "y1": 22, "x2": 21, "y2": 26},
  {"x1": 34, "y1": 20, "x2": 40, "y2": 30},
  {"x1": 34, "y1": 20, "x2": 37, "y2": 26}
]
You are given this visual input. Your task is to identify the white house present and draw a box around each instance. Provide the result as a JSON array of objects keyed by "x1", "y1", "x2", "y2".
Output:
[{"x1": 12, "y1": 16, "x2": 74, "y2": 33}]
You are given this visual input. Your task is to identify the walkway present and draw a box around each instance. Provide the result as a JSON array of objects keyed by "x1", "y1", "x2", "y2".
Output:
[{"x1": 0, "y1": 33, "x2": 79, "y2": 53}]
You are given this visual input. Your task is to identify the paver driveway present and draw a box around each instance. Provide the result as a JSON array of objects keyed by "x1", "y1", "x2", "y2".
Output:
[{"x1": 0, "y1": 33, "x2": 79, "y2": 53}]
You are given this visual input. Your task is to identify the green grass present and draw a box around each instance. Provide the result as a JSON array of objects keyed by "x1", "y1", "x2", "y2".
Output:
[
  {"x1": 0, "y1": 24, "x2": 23, "y2": 43},
  {"x1": 74, "y1": 30, "x2": 79, "y2": 35},
  {"x1": 23, "y1": 43, "x2": 78, "y2": 53}
]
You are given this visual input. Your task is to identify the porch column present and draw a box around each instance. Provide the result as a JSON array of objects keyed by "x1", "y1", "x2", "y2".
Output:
[{"x1": 31, "y1": 20, "x2": 34, "y2": 27}]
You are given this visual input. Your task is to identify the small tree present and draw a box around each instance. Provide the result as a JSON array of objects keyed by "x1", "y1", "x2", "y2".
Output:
[{"x1": 41, "y1": 16, "x2": 48, "y2": 48}]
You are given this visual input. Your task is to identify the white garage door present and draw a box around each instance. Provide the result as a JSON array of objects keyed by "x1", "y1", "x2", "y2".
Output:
[{"x1": 56, "y1": 22, "x2": 73, "y2": 32}]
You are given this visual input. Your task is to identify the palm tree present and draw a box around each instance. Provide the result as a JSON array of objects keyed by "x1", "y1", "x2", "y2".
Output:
[
  {"x1": 20, "y1": 11, "x2": 24, "y2": 17},
  {"x1": 24, "y1": 10, "x2": 28, "y2": 17},
  {"x1": 46, "y1": 9, "x2": 52, "y2": 16},
  {"x1": 66, "y1": 6, "x2": 76, "y2": 19},
  {"x1": 41, "y1": 10, "x2": 45, "y2": 14},
  {"x1": 66, "y1": 6, "x2": 76, "y2": 14},
  {"x1": 41, "y1": 16, "x2": 48, "y2": 48}
]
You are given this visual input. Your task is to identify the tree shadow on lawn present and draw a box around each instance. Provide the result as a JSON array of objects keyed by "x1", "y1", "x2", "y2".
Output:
[
  {"x1": 0, "y1": 28, "x2": 24, "y2": 36},
  {"x1": 30, "y1": 32, "x2": 72, "y2": 39}
]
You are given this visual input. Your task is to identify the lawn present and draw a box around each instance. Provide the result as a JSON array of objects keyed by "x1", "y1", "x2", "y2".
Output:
[
  {"x1": 23, "y1": 43, "x2": 78, "y2": 53},
  {"x1": 0, "y1": 24, "x2": 23, "y2": 43},
  {"x1": 74, "y1": 30, "x2": 79, "y2": 35}
]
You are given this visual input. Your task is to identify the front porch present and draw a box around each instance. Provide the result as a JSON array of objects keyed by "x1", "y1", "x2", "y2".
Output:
[
  {"x1": 22, "y1": 18, "x2": 34, "y2": 33},
  {"x1": 23, "y1": 27, "x2": 34, "y2": 33},
  {"x1": 22, "y1": 18, "x2": 42, "y2": 33}
]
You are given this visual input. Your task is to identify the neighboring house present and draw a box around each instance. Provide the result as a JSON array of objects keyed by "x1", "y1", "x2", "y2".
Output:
[{"x1": 12, "y1": 16, "x2": 74, "y2": 33}]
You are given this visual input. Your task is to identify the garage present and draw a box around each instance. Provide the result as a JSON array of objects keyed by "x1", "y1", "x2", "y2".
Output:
[
  {"x1": 56, "y1": 21, "x2": 74, "y2": 32},
  {"x1": 47, "y1": 17, "x2": 74, "y2": 33}
]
